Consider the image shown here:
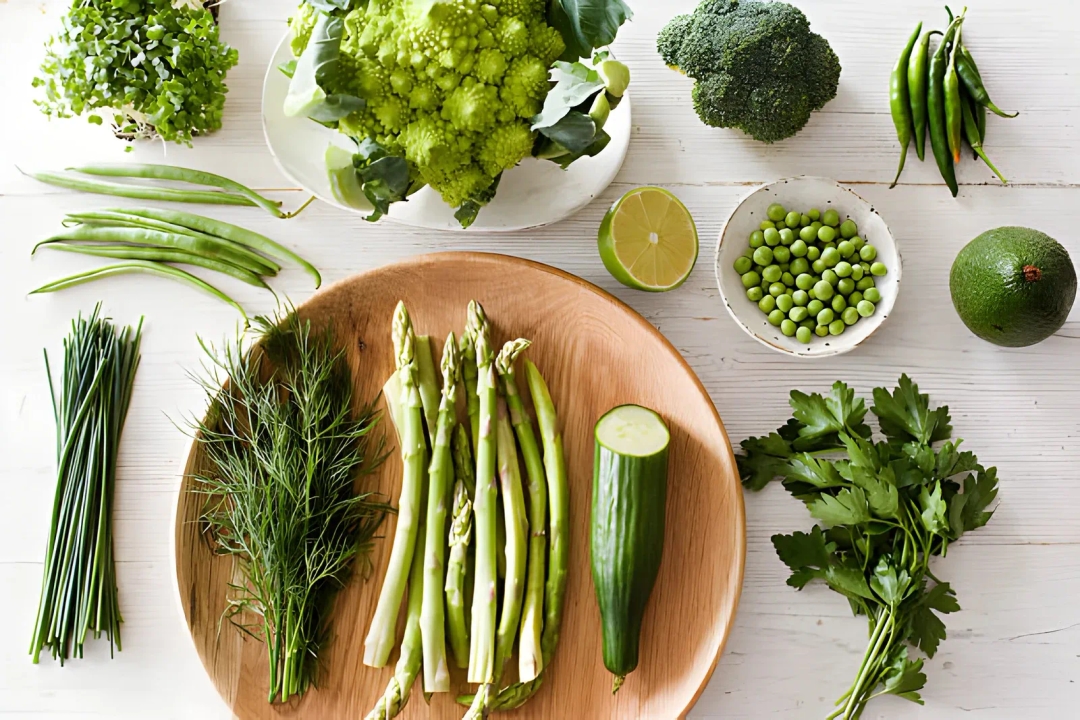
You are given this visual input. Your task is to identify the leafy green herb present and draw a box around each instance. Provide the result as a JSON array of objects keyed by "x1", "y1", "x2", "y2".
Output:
[
  {"x1": 191, "y1": 312, "x2": 389, "y2": 703},
  {"x1": 739, "y1": 376, "x2": 998, "y2": 719},
  {"x1": 33, "y1": 1, "x2": 238, "y2": 146}
]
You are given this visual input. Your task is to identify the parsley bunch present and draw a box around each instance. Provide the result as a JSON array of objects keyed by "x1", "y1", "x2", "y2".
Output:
[
  {"x1": 34, "y1": 1, "x2": 238, "y2": 146},
  {"x1": 739, "y1": 376, "x2": 998, "y2": 719}
]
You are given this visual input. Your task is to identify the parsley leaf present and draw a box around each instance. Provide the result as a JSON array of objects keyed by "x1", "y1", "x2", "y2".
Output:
[
  {"x1": 772, "y1": 527, "x2": 836, "y2": 590},
  {"x1": 737, "y1": 432, "x2": 793, "y2": 491},
  {"x1": 871, "y1": 374, "x2": 952, "y2": 445},
  {"x1": 882, "y1": 646, "x2": 927, "y2": 704},
  {"x1": 809, "y1": 486, "x2": 871, "y2": 527},
  {"x1": 790, "y1": 381, "x2": 869, "y2": 445}
]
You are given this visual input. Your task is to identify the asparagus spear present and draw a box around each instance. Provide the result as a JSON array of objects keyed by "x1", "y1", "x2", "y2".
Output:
[
  {"x1": 493, "y1": 392, "x2": 529, "y2": 679},
  {"x1": 365, "y1": 380, "x2": 428, "y2": 720},
  {"x1": 459, "y1": 329, "x2": 480, "y2": 454},
  {"x1": 466, "y1": 301, "x2": 498, "y2": 686},
  {"x1": 414, "y1": 335, "x2": 440, "y2": 442},
  {"x1": 497, "y1": 340, "x2": 547, "y2": 682},
  {"x1": 363, "y1": 302, "x2": 428, "y2": 668},
  {"x1": 446, "y1": 425, "x2": 475, "y2": 669},
  {"x1": 419, "y1": 333, "x2": 459, "y2": 693}
]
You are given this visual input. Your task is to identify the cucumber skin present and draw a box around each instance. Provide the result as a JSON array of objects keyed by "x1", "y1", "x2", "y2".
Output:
[{"x1": 590, "y1": 439, "x2": 669, "y2": 681}]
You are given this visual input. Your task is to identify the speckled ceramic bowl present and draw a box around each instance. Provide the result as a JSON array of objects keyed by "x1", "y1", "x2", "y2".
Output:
[{"x1": 715, "y1": 177, "x2": 902, "y2": 358}]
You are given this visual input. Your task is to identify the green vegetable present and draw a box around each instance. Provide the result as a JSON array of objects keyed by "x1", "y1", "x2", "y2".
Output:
[
  {"x1": 30, "y1": 305, "x2": 141, "y2": 664},
  {"x1": 944, "y1": 26, "x2": 964, "y2": 164},
  {"x1": 907, "y1": 31, "x2": 935, "y2": 162},
  {"x1": 20, "y1": 169, "x2": 257, "y2": 209},
  {"x1": 445, "y1": 425, "x2": 475, "y2": 670},
  {"x1": 658, "y1": 0, "x2": 840, "y2": 143},
  {"x1": 960, "y1": 95, "x2": 1007, "y2": 184},
  {"x1": 592, "y1": 405, "x2": 669, "y2": 693},
  {"x1": 889, "y1": 23, "x2": 922, "y2": 188},
  {"x1": 550, "y1": 0, "x2": 634, "y2": 61},
  {"x1": 364, "y1": 302, "x2": 428, "y2": 668},
  {"x1": 928, "y1": 15, "x2": 963, "y2": 197},
  {"x1": 33, "y1": 1, "x2": 238, "y2": 145},
  {"x1": 738, "y1": 376, "x2": 998, "y2": 719},
  {"x1": 192, "y1": 312, "x2": 388, "y2": 702}
]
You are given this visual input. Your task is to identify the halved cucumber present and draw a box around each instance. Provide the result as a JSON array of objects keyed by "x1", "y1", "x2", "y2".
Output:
[{"x1": 591, "y1": 405, "x2": 670, "y2": 693}]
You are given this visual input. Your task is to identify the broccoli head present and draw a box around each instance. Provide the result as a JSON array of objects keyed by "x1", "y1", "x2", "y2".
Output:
[{"x1": 658, "y1": 0, "x2": 840, "y2": 143}]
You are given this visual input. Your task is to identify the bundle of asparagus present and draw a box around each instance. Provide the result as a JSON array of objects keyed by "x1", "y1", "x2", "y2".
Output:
[{"x1": 363, "y1": 301, "x2": 569, "y2": 719}]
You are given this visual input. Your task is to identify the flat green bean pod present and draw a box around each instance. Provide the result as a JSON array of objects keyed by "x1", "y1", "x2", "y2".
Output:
[{"x1": 19, "y1": 168, "x2": 254, "y2": 207}]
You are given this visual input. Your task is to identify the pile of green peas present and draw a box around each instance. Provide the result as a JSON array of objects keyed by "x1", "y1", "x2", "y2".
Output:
[{"x1": 733, "y1": 203, "x2": 888, "y2": 344}]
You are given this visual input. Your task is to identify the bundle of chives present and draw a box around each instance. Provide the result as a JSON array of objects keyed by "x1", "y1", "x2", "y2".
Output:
[{"x1": 29, "y1": 304, "x2": 142, "y2": 663}]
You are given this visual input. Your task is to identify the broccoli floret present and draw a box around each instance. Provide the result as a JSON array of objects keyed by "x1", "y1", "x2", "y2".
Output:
[{"x1": 658, "y1": 0, "x2": 841, "y2": 143}]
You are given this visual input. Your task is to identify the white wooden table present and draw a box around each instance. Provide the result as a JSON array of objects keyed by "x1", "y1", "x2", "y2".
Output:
[{"x1": 3, "y1": 1, "x2": 1079, "y2": 718}]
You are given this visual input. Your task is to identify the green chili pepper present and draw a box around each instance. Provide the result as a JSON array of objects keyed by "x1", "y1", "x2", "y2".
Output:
[
  {"x1": 945, "y1": 26, "x2": 965, "y2": 164},
  {"x1": 928, "y1": 15, "x2": 964, "y2": 197},
  {"x1": 889, "y1": 22, "x2": 922, "y2": 188},
  {"x1": 956, "y1": 45, "x2": 1018, "y2": 119},
  {"x1": 960, "y1": 93, "x2": 1007, "y2": 184},
  {"x1": 907, "y1": 30, "x2": 937, "y2": 163}
]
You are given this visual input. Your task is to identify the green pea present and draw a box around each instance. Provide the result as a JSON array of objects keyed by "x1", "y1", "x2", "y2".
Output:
[
  {"x1": 795, "y1": 273, "x2": 815, "y2": 290},
  {"x1": 860, "y1": 261, "x2": 872, "y2": 273},
  {"x1": 840, "y1": 219, "x2": 858, "y2": 239},
  {"x1": 800, "y1": 319, "x2": 816, "y2": 330},
  {"x1": 753, "y1": 247, "x2": 774, "y2": 266},
  {"x1": 762, "y1": 265, "x2": 782, "y2": 283},
  {"x1": 741, "y1": 271, "x2": 761, "y2": 288},
  {"x1": 811, "y1": 221, "x2": 823, "y2": 232},
  {"x1": 864, "y1": 287, "x2": 882, "y2": 303},
  {"x1": 851, "y1": 236, "x2": 865, "y2": 251},
  {"x1": 815, "y1": 325, "x2": 830, "y2": 337},
  {"x1": 747, "y1": 286, "x2": 764, "y2": 302},
  {"x1": 837, "y1": 278, "x2": 855, "y2": 296},
  {"x1": 837, "y1": 241, "x2": 855, "y2": 258},
  {"x1": 749, "y1": 230, "x2": 766, "y2": 248},
  {"x1": 806, "y1": 245, "x2": 821, "y2": 261},
  {"x1": 781, "y1": 261, "x2": 792, "y2": 271},
  {"x1": 796, "y1": 326, "x2": 813, "y2": 343},
  {"x1": 817, "y1": 308, "x2": 835, "y2": 325},
  {"x1": 850, "y1": 264, "x2": 864, "y2": 281},
  {"x1": 789, "y1": 306, "x2": 809, "y2": 323},
  {"x1": 767, "y1": 203, "x2": 787, "y2": 222},
  {"x1": 790, "y1": 239, "x2": 808, "y2": 258},
  {"x1": 800, "y1": 214, "x2": 812, "y2": 227},
  {"x1": 765, "y1": 228, "x2": 782, "y2": 247},
  {"x1": 807, "y1": 299, "x2": 824, "y2": 316},
  {"x1": 768, "y1": 309, "x2": 785, "y2": 326},
  {"x1": 821, "y1": 246, "x2": 840, "y2": 267},
  {"x1": 759, "y1": 295, "x2": 777, "y2": 313},
  {"x1": 776, "y1": 294, "x2": 794, "y2": 313},
  {"x1": 811, "y1": 259, "x2": 827, "y2": 274},
  {"x1": 779, "y1": 228, "x2": 795, "y2": 246},
  {"x1": 817, "y1": 225, "x2": 837, "y2": 243},
  {"x1": 799, "y1": 225, "x2": 818, "y2": 243},
  {"x1": 780, "y1": 319, "x2": 797, "y2": 337},
  {"x1": 814, "y1": 281, "x2": 835, "y2": 301},
  {"x1": 781, "y1": 272, "x2": 795, "y2": 286},
  {"x1": 857, "y1": 300, "x2": 876, "y2": 318},
  {"x1": 785, "y1": 287, "x2": 795, "y2": 296},
  {"x1": 792, "y1": 290, "x2": 809, "y2": 306},
  {"x1": 849, "y1": 291, "x2": 863, "y2": 306},
  {"x1": 831, "y1": 295, "x2": 847, "y2": 313},
  {"x1": 834, "y1": 261, "x2": 853, "y2": 278},
  {"x1": 734, "y1": 256, "x2": 753, "y2": 274},
  {"x1": 842, "y1": 307, "x2": 860, "y2": 325},
  {"x1": 860, "y1": 244, "x2": 878, "y2": 262},
  {"x1": 742, "y1": 247, "x2": 755, "y2": 259},
  {"x1": 808, "y1": 208, "x2": 821, "y2": 221},
  {"x1": 772, "y1": 246, "x2": 792, "y2": 264},
  {"x1": 823, "y1": 209, "x2": 841, "y2": 227},
  {"x1": 760, "y1": 220, "x2": 776, "y2": 231},
  {"x1": 789, "y1": 258, "x2": 810, "y2": 276},
  {"x1": 784, "y1": 211, "x2": 801, "y2": 228},
  {"x1": 871, "y1": 262, "x2": 888, "y2": 277},
  {"x1": 829, "y1": 319, "x2": 846, "y2": 335},
  {"x1": 822, "y1": 269, "x2": 839, "y2": 286},
  {"x1": 769, "y1": 282, "x2": 786, "y2": 297}
]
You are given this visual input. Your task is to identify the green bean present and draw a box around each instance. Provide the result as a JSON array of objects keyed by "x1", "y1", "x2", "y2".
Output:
[
  {"x1": 117, "y1": 207, "x2": 321, "y2": 287},
  {"x1": 945, "y1": 26, "x2": 964, "y2": 164},
  {"x1": 960, "y1": 95, "x2": 1008, "y2": 184},
  {"x1": 929, "y1": 16, "x2": 964, "y2": 197},
  {"x1": 956, "y1": 45, "x2": 1018, "y2": 119},
  {"x1": 39, "y1": 242, "x2": 272, "y2": 289},
  {"x1": 907, "y1": 30, "x2": 939, "y2": 162},
  {"x1": 34, "y1": 225, "x2": 278, "y2": 277},
  {"x1": 68, "y1": 163, "x2": 285, "y2": 218},
  {"x1": 889, "y1": 22, "x2": 922, "y2": 188},
  {"x1": 29, "y1": 260, "x2": 248, "y2": 321},
  {"x1": 19, "y1": 168, "x2": 255, "y2": 207}
]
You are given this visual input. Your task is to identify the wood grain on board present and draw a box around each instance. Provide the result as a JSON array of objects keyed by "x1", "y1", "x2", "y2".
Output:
[{"x1": 174, "y1": 253, "x2": 746, "y2": 720}]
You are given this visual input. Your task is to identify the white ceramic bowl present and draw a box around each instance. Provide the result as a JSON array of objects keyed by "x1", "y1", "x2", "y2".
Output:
[
  {"x1": 261, "y1": 32, "x2": 631, "y2": 233},
  {"x1": 715, "y1": 177, "x2": 902, "y2": 358}
]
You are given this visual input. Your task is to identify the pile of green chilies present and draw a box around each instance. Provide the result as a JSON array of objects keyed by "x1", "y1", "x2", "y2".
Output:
[
  {"x1": 30, "y1": 206, "x2": 321, "y2": 322},
  {"x1": 30, "y1": 305, "x2": 142, "y2": 664},
  {"x1": 889, "y1": 7, "x2": 1017, "y2": 195},
  {"x1": 363, "y1": 301, "x2": 569, "y2": 719}
]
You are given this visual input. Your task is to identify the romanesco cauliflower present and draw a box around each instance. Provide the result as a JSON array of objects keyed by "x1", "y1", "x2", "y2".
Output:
[{"x1": 292, "y1": 0, "x2": 565, "y2": 210}]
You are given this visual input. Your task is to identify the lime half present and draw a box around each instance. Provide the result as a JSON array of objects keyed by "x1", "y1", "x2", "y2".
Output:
[{"x1": 598, "y1": 187, "x2": 698, "y2": 292}]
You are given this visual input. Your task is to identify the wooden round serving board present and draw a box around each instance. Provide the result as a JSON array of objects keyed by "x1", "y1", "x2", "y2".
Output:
[{"x1": 173, "y1": 252, "x2": 745, "y2": 720}]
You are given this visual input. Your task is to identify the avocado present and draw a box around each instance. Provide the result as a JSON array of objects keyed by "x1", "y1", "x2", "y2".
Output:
[{"x1": 950, "y1": 227, "x2": 1076, "y2": 347}]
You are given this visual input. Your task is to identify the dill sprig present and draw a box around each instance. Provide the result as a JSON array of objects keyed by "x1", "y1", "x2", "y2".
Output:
[{"x1": 190, "y1": 312, "x2": 389, "y2": 703}]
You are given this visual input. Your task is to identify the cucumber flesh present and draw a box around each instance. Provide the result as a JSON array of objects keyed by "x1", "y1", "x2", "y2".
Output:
[{"x1": 595, "y1": 404, "x2": 669, "y2": 456}]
